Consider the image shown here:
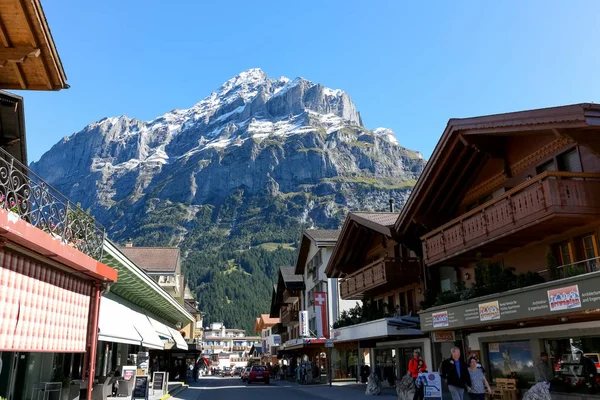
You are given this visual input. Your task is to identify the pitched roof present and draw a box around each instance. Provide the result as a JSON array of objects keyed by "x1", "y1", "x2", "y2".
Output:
[
  {"x1": 394, "y1": 103, "x2": 600, "y2": 247},
  {"x1": 280, "y1": 265, "x2": 303, "y2": 284},
  {"x1": 120, "y1": 247, "x2": 180, "y2": 273},
  {"x1": 295, "y1": 229, "x2": 340, "y2": 274},
  {"x1": 304, "y1": 229, "x2": 340, "y2": 243},
  {"x1": 353, "y1": 212, "x2": 399, "y2": 228},
  {"x1": 325, "y1": 212, "x2": 399, "y2": 277}
]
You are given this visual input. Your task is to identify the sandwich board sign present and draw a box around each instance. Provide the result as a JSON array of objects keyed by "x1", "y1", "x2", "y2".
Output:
[
  {"x1": 152, "y1": 372, "x2": 168, "y2": 395},
  {"x1": 420, "y1": 372, "x2": 442, "y2": 399},
  {"x1": 132, "y1": 375, "x2": 149, "y2": 400}
]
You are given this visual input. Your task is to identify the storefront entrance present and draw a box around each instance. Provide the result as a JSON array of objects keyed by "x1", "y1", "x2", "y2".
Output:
[{"x1": 0, "y1": 352, "x2": 60, "y2": 400}]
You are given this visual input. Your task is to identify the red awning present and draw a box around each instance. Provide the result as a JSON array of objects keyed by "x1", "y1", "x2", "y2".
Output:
[{"x1": 0, "y1": 250, "x2": 93, "y2": 352}]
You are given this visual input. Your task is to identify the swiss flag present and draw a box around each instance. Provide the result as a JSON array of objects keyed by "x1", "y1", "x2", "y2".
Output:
[{"x1": 314, "y1": 292, "x2": 329, "y2": 338}]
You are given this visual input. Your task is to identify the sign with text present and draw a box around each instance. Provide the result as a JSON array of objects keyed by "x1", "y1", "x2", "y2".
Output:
[
  {"x1": 432, "y1": 331, "x2": 455, "y2": 342},
  {"x1": 325, "y1": 339, "x2": 335, "y2": 348},
  {"x1": 432, "y1": 311, "x2": 448, "y2": 328},
  {"x1": 421, "y1": 372, "x2": 442, "y2": 399},
  {"x1": 421, "y1": 274, "x2": 600, "y2": 331},
  {"x1": 299, "y1": 310, "x2": 309, "y2": 337},
  {"x1": 548, "y1": 285, "x2": 581, "y2": 311},
  {"x1": 122, "y1": 366, "x2": 136, "y2": 381},
  {"x1": 132, "y1": 375, "x2": 149, "y2": 400},
  {"x1": 152, "y1": 372, "x2": 166, "y2": 394},
  {"x1": 478, "y1": 301, "x2": 500, "y2": 322}
]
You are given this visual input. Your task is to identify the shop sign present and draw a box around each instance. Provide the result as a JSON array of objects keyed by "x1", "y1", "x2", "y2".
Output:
[
  {"x1": 432, "y1": 331, "x2": 455, "y2": 342},
  {"x1": 299, "y1": 310, "x2": 310, "y2": 337},
  {"x1": 478, "y1": 301, "x2": 500, "y2": 322},
  {"x1": 420, "y1": 272, "x2": 600, "y2": 331},
  {"x1": 325, "y1": 339, "x2": 335, "y2": 348},
  {"x1": 432, "y1": 311, "x2": 449, "y2": 328},
  {"x1": 548, "y1": 285, "x2": 582, "y2": 311}
]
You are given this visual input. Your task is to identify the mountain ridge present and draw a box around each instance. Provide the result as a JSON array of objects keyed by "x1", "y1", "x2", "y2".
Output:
[{"x1": 31, "y1": 68, "x2": 426, "y2": 330}]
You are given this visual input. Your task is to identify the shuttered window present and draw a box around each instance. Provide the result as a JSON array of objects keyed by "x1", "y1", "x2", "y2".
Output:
[{"x1": 557, "y1": 149, "x2": 582, "y2": 172}]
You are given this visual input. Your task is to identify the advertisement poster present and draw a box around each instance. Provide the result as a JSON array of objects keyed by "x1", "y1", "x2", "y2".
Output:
[
  {"x1": 547, "y1": 285, "x2": 582, "y2": 311},
  {"x1": 420, "y1": 372, "x2": 442, "y2": 399},
  {"x1": 488, "y1": 341, "x2": 534, "y2": 384},
  {"x1": 479, "y1": 301, "x2": 501, "y2": 322},
  {"x1": 432, "y1": 311, "x2": 449, "y2": 328}
]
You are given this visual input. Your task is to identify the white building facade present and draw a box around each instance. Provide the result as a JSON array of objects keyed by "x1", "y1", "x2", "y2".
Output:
[{"x1": 202, "y1": 322, "x2": 260, "y2": 368}]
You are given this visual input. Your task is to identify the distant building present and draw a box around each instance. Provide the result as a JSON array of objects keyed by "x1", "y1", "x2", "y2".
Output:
[
  {"x1": 202, "y1": 322, "x2": 260, "y2": 368},
  {"x1": 120, "y1": 241, "x2": 185, "y2": 303}
]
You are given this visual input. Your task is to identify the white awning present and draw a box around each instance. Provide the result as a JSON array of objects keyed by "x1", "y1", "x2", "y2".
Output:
[
  {"x1": 168, "y1": 327, "x2": 188, "y2": 350},
  {"x1": 146, "y1": 314, "x2": 172, "y2": 340},
  {"x1": 132, "y1": 310, "x2": 165, "y2": 350},
  {"x1": 98, "y1": 294, "x2": 142, "y2": 346}
]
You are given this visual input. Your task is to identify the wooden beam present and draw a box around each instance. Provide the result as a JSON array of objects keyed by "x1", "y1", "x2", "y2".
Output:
[
  {"x1": 13, "y1": 63, "x2": 26, "y2": 89},
  {"x1": 0, "y1": 46, "x2": 41, "y2": 66},
  {"x1": 0, "y1": 16, "x2": 10, "y2": 47}
]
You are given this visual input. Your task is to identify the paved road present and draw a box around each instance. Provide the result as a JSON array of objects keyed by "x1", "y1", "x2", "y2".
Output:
[
  {"x1": 172, "y1": 376, "x2": 311, "y2": 400},
  {"x1": 172, "y1": 376, "x2": 394, "y2": 400}
]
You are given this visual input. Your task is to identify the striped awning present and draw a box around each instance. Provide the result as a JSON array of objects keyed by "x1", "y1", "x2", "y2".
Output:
[{"x1": 0, "y1": 250, "x2": 93, "y2": 352}]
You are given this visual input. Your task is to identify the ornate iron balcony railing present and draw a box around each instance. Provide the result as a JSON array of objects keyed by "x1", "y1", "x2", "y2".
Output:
[{"x1": 0, "y1": 147, "x2": 105, "y2": 260}]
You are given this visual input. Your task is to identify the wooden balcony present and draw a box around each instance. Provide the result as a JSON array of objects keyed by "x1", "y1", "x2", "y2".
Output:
[
  {"x1": 280, "y1": 307, "x2": 299, "y2": 326},
  {"x1": 339, "y1": 257, "x2": 421, "y2": 300},
  {"x1": 283, "y1": 289, "x2": 300, "y2": 304},
  {"x1": 422, "y1": 172, "x2": 600, "y2": 266}
]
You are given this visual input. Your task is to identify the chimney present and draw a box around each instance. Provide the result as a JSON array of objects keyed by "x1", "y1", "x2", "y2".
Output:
[
  {"x1": 389, "y1": 199, "x2": 394, "y2": 213},
  {"x1": 125, "y1": 238, "x2": 133, "y2": 248}
]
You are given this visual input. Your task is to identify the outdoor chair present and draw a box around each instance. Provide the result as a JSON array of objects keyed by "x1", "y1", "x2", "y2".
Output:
[
  {"x1": 91, "y1": 378, "x2": 112, "y2": 400},
  {"x1": 67, "y1": 383, "x2": 80, "y2": 400}
]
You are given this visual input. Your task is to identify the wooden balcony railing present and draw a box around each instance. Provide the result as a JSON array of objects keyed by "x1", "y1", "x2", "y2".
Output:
[
  {"x1": 339, "y1": 257, "x2": 421, "y2": 300},
  {"x1": 280, "y1": 307, "x2": 299, "y2": 325},
  {"x1": 283, "y1": 289, "x2": 300, "y2": 304},
  {"x1": 422, "y1": 172, "x2": 600, "y2": 265}
]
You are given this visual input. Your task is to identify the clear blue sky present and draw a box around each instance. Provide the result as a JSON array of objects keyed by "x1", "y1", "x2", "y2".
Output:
[{"x1": 18, "y1": 0, "x2": 600, "y2": 162}]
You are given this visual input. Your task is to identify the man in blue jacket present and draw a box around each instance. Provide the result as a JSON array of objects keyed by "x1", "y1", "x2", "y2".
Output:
[{"x1": 441, "y1": 347, "x2": 472, "y2": 400}]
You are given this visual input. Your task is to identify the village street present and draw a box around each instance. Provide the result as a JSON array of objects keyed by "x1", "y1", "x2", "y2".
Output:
[{"x1": 172, "y1": 376, "x2": 398, "y2": 400}]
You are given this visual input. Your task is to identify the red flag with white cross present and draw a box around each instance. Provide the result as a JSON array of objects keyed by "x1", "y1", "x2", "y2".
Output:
[{"x1": 313, "y1": 292, "x2": 329, "y2": 338}]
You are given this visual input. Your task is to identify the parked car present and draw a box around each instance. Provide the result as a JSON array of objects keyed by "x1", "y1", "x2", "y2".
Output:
[
  {"x1": 247, "y1": 365, "x2": 270, "y2": 384},
  {"x1": 584, "y1": 353, "x2": 600, "y2": 372},
  {"x1": 220, "y1": 367, "x2": 233, "y2": 377},
  {"x1": 241, "y1": 367, "x2": 251, "y2": 381},
  {"x1": 234, "y1": 367, "x2": 244, "y2": 376}
]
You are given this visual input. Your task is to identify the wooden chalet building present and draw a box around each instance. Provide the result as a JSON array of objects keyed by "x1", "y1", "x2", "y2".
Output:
[
  {"x1": 395, "y1": 103, "x2": 600, "y2": 393},
  {"x1": 326, "y1": 212, "x2": 425, "y2": 386}
]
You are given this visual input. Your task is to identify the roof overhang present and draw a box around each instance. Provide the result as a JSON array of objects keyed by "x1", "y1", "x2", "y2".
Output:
[
  {"x1": 325, "y1": 212, "x2": 395, "y2": 278},
  {"x1": 295, "y1": 231, "x2": 338, "y2": 274},
  {"x1": 394, "y1": 103, "x2": 600, "y2": 248},
  {"x1": 0, "y1": 0, "x2": 68, "y2": 90},
  {"x1": 102, "y1": 240, "x2": 194, "y2": 326}
]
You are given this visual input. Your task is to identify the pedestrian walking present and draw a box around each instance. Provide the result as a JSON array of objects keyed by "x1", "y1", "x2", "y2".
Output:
[
  {"x1": 441, "y1": 347, "x2": 472, "y2": 400},
  {"x1": 467, "y1": 357, "x2": 491, "y2": 400},
  {"x1": 409, "y1": 350, "x2": 427, "y2": 400}
]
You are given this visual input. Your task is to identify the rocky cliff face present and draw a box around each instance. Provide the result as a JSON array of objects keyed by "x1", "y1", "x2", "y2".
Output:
[{"x1": 31, "y1": 68, "x2": 426, "y2": 330}]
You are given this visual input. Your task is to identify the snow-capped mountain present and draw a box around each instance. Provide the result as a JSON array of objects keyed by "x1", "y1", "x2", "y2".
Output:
[
  {"x1": 31, "y1": 68, "x2": 425, "y2": 329},
  {"x1": 32, "y1": 68, "x2": 423, "y2": 221}
]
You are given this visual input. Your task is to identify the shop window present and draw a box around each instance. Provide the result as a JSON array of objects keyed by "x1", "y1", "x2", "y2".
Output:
[
  {"x1": 555, "y1": 241, "x2": 574, "y2": 266},
  {"x1": 487, "y1": 341, "x2": 534, "y2": 387},
  {"x1": 388, "y1": 295, "x2": 395, "y2": 310},
  {"x1": 557, "y1": 148, "x2": 582, "y2": 173}
]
